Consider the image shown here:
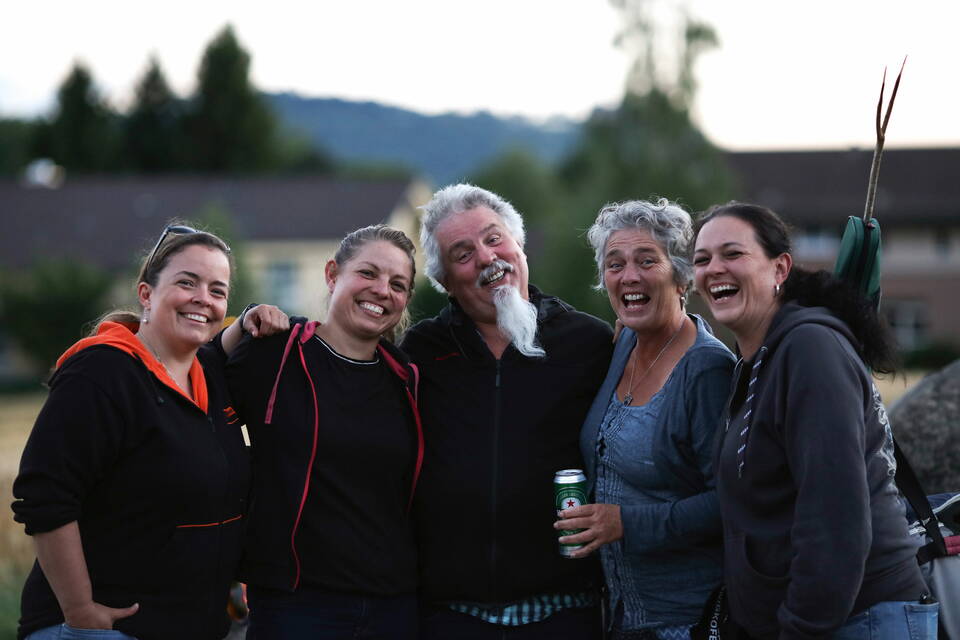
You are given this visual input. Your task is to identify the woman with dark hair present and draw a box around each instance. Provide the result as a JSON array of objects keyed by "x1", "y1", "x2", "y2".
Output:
[
  {"x1": 693, "y1": 203, "x2": 938, "y2": 639},
  {"x1": 12, "y1": 224, "x2": 252, "y2": 640},
  {"x1": 221, "y1": 224, "x2": 424, "y2": 640}
]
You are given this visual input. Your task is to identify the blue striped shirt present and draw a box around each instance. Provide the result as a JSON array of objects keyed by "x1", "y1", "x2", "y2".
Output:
[{"x1": 448, "y1": 591, "x2": 596, "y2": 626}]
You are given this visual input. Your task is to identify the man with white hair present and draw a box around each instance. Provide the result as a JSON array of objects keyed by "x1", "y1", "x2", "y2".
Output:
[{"x1": 401, "y1": 184, "x2": 613, "y2": 639}]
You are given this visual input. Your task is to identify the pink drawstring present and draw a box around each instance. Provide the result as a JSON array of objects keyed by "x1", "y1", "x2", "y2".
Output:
[
  {"x1": 266, "y1": 325, "x2": 425, "y2": 588},
  {"x1": 265, "y1": 322, "x2": 321, "y2": 424},
  {"x1": 378, "y1": 347, "x2": 425, "y2": 511},
  {"x1": 289, "y1": 338, "x2": 320, "y2": 590},
  {"x1": 264, "y1": 324, "x2": 302, "y2": 424}
]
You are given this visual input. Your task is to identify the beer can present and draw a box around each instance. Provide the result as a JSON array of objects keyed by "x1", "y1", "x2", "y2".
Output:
[{"x1": 554, "y1": 469, "x2": 587, "y2": 558}]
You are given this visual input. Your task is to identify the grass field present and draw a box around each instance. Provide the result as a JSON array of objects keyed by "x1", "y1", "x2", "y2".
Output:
[
  {"x1": 1, "y1": 392, "x2": 45, "y2": 639},
  {"x1": 0, "y1": 372, "x2": 931, "y2": 637}
]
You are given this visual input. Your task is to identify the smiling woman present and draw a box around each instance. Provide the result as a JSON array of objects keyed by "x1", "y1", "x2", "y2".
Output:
[
  {"x1": 219, "y1": 224, "x2": 425, "y2": 640},
  {"x1": 562, "y1": 200, "x2": 735, "y2": 640},
  {"x1": 692, "y1": 202, "x2": 936, "y2": 638},
  {"x1": 11, "y1": 222, "x2": 251, "y2": 640}
]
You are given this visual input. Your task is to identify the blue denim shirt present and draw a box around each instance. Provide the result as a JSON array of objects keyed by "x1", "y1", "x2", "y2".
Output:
[{"x1": 579, "y1": 315, "x2": 735, "y2": 630}]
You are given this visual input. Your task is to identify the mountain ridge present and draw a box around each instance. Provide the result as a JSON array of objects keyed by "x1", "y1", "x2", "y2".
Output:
[{"x1": 265, "y1": 92, "x2": 582, "y2": 184}]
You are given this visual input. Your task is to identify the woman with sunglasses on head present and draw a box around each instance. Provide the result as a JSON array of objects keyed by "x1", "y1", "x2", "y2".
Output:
[
  {"x1": 693, "y1": 203, "x2": 937, "y2": 639},
  {"x1": 12, "y1": 223, "x2": 272, "y2": 640},
  {"x1": 219, "y1": 224, "x2": 424, "y2": 640}
]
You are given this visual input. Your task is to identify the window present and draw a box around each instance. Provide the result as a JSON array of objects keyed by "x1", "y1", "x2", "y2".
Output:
[
  {"x1": 794, "y1": 225, "x2": 840, "y2": 259},
  {"x1": 264, "y1": 261, "x2": 298, "y2": 312},
  {"x1": 934, "y1": 227, "x2": 951, "y2": 258},
  {"x1": 884, "y1": 299, "x2": 929, "y2": 351}
]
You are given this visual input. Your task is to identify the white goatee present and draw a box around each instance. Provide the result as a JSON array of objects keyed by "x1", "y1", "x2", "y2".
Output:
[{"x1": 493, "y1": 284, "x2": 545, "y2": 358}]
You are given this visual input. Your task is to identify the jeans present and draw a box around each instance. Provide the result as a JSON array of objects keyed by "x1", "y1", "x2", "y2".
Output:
[
  {"x1": 25, "y1": 624, "x2": 137, "y2": 640},
  {"x1": 831, "y1": 600, "x2": 939, "y2": 640},
  {"x1": 246, "y1": 585, "x2": 417, "y2": 640},
  {"x1": 420, "y1": 605, "x2": 602, "y2": 640}
]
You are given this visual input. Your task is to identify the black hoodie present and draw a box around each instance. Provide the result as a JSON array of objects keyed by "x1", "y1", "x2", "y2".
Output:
[
  {"x1": 716, "y1": 303, "x2": 925, "y2": 639},
  {"x1": 12, "y1": 322, "x2": 249, "y2": 640}
]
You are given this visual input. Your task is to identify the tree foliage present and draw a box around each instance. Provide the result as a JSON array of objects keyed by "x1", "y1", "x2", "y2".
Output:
[
  {"x1": 125, "y1": 57, "x2": 184, "y2": 171},
  {"x1": 465, "y1": 2, "x2": 735, "y2": 321},
  {"x1": 0, "y1": 260, "x2": 112, "y2": 374},
  {"x1": 0, "y1": 25, "x2": 335, "y2": 176},
  {"x1": 37, "y1": 63, "x2": 122, "y2": 172},
  {"x1": 0, "y1": 119, "x2": 37, "y2": 175},
  {"x1": 183, "y1": 26, "x2": 279, "y2": 172}
]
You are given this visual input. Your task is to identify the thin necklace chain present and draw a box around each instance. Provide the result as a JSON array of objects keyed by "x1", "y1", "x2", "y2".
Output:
[
  {"x1": 138, "y1": 333, "x2": 187, "y2": 393},
  {"x1": 623, "y1": 316, "x2": 685, "y2": 405}
]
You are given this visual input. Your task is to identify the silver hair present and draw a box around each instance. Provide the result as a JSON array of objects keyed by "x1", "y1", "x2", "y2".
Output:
[
  {"x1": 419, "y1": 183, "x2": 526, "y2": 293},
  {"x1": 586, "y1": 198, "x2": 695, "y2": 294}
]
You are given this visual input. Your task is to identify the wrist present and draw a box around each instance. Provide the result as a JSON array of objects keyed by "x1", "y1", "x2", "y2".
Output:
[
  {"x1": 62, "y1": 600, "x2": 96, "y2": 622},
  {"x1": 237, "y1": 303, "x2": 259, "y2": 334}
]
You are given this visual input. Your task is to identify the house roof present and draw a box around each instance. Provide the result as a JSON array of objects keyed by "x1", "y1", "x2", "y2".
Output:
[
  {"x1": 723, "y1": 147, "x2": 960, "y2": 227},
  {"x1": 0, "y1": 176, "x2": 416, "y2": 270}
]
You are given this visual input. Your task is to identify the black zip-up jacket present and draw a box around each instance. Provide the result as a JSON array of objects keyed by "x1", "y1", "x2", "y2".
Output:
[
  {"x1": 716, "y1": 303, "x2": 926, "y2": 639},
  {"x1": 12, "y1": 323, "x2": 250, "y2": 640},
  {"x1": 400, "y1": 286, "x2": 613, "y2": 605},
  {"x1": 225, "y1": 318, "x2": 424, "y2": 592}
]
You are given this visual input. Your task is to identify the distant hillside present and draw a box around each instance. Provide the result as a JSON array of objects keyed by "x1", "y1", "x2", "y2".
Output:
[{"x1": 266, "y1": 92, "x2": 581, "y2": 185}]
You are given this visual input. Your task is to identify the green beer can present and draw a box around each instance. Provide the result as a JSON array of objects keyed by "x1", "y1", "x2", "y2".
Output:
[{"x1": 554, "y1": 468, "x2": 587, "y2": 558}]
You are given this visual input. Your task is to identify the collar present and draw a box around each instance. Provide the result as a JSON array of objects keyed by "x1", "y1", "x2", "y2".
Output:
[{"x1": 56, "y1": 321, "x2": 209, "y2": 413}]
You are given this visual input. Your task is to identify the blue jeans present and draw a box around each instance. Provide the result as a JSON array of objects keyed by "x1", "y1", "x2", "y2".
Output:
[
  {"x1": 25, "y1": 624, "x2": 137, "y2": 640},
  {"x1": 246, "y1": 585, "x2": 417, "y2": 640},
  {"x1": 420, "y1": 606, "x2": 601, "y2": 640},
  {"x1": 831, "y1": 600, "x2": 939, "y2": 640}
]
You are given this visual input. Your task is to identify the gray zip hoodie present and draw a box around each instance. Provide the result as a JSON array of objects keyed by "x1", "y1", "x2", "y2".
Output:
[{"x1": 717, "y1": 302, "x2": 925, "y2": 639}]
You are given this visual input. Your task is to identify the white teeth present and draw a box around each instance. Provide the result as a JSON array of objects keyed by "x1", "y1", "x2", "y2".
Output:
[
  {"x1": 183, "y1": 313, "x2": 208, "y2": 323},
  {"x1": 709, "y1": 284, "x2": 739, "y2": 294},
  {"x1": 359, "y1": 302, "x2": 385, "y2": 316},
  {"x1": 623, "y1": 293, "x2": 649, "y2": 303},
  {"x1": 483, "y1": 270, "x2": 505, "y2": 285}
]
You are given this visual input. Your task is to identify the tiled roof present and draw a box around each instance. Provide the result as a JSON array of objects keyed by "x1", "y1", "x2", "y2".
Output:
[
  {"x1": 0, "y1": 176, "x2": 414, "y2": 269},
  {"x1": 723, "y1": 147, "x2": 960, "y2": 226}
]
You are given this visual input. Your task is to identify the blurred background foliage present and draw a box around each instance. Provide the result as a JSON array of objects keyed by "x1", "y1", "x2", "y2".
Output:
[{"x1": 0, "y1": 3, "x2": 737, "y2": 345}]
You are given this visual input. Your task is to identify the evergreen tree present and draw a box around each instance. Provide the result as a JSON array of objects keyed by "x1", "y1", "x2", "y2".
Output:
[
  {"x1": 0, "y1": 118, "x2": 38, "y2": 175},
  {"x1": 45, "y1": 63, "x2": 121, "y2": 172},
  {"x1": 126, "y1": 57, "x2": 184, "y2": 171},
  {"x1": 183, "y1": 26, "x2": 279, "y2": 172}
]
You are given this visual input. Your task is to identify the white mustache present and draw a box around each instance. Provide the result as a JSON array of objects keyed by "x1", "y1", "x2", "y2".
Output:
[{"x1": 475, "y1": 259, "x2": 514, "y2": 287}]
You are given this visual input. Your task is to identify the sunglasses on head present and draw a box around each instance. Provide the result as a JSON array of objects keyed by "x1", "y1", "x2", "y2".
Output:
[{"x1": 145, "y1": 225, "x2": 230, "y2": 269}]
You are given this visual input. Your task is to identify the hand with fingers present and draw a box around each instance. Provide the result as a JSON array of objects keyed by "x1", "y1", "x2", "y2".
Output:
[
  {"x1": 243, "y1": 304, "x2": 290, "y2": 337},
  {"x1": 554, "y1": 503, "x2": 623, "y2": 559},
  {"x1": 64, "y1": 600, "x2": 139, "y2": 630}
]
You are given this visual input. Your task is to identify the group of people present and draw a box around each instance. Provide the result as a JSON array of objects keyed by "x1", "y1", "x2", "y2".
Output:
[{"x1": 11, "y1": 183, "x2": 938, "y2": 640}]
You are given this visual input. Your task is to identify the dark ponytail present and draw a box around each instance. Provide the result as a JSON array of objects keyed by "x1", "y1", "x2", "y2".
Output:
[{"x1": 781, "y1": 268, "x2": 899, "y2": 374}]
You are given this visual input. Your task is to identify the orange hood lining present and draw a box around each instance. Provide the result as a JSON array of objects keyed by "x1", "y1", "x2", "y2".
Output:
[{"x1": 55, "y1": 321, "x2": 208, "y2": 413}]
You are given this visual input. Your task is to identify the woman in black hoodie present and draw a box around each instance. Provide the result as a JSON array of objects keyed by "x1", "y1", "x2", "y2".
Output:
[
  {"x1": 12, "y1": 224, "x2": 250, "y2": 640},
  {"x1": 691, "y1": 203, "x2": 937, "y2": 639}
]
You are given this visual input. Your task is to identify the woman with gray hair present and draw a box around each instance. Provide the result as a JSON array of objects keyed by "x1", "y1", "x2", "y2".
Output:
[{"x1": 555, "y1": 199, "x2": 735, "y2": 639}]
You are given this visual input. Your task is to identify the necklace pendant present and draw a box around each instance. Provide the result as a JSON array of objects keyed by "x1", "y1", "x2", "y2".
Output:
[{"x1": 623, "y1": 392, "x2": 633, "y2": 405}]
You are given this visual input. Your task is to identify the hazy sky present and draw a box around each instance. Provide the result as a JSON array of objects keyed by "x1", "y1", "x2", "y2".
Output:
[{"x1": 2, "y1": 0, "x2": 957, "y2": 150}]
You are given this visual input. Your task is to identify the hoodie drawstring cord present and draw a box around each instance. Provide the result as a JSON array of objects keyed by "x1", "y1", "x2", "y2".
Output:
[{"x1": 737, "y1": 346, "x2": 768, "y2": 478}]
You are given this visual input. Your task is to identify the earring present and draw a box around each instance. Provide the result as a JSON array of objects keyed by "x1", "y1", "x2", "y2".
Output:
[
  {"x1": 774, "y1": 283, "x2": 781, "y2": 296},
  {"x1": 141, "y1": 308, "x2": 150, "y2": 324}
]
